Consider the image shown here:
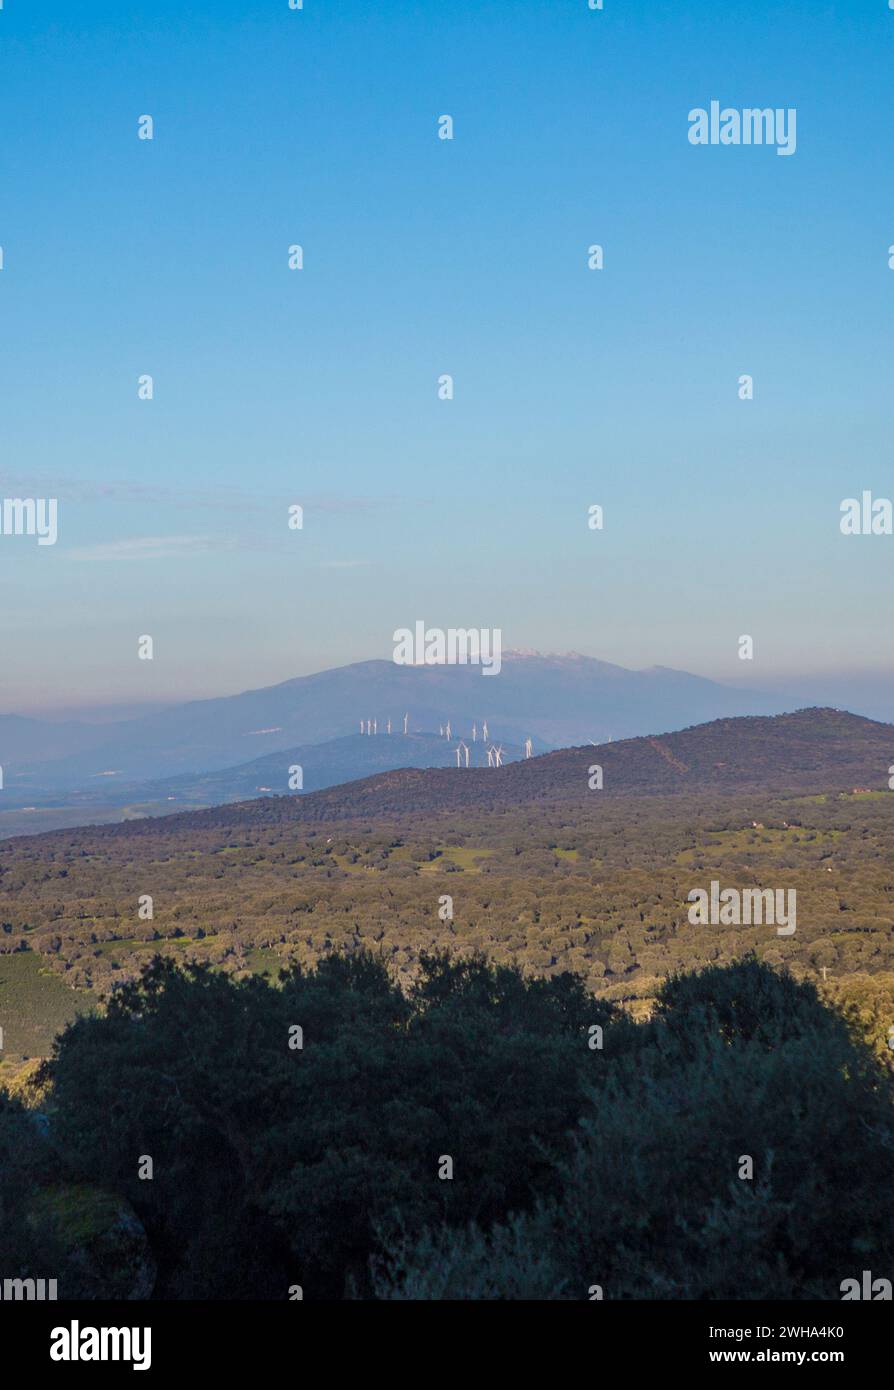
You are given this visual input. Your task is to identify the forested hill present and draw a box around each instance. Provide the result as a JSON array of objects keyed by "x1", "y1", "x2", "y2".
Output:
[
  {"x1": 213, "y1": 706, "x2": 894, "y2": 825},
  {"x1": 12, "y1": 707, "x2": 890, "y2": 845},
  {"x1": 2, "y1": 706, "x2": 893, "y2": 1045}
]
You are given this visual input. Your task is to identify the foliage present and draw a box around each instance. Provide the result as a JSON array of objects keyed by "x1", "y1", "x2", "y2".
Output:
[
  {"x1": 1, "y1": 951, "x2": 891, "y2": 1300},
  {"x1": 375, "y1": 959, "x2": 894, "y2": 1300},
  {"x1": 1, "y1": 783, "x2": 893, "y2": 1027},
  {"x1": 25, "y1": 950, "x2": 621, "y2": 1298}
]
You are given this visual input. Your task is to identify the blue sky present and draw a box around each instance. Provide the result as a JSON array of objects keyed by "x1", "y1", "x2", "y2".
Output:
[{"x1": 1, "y1": 0, "x2": 892, "y2": 711}]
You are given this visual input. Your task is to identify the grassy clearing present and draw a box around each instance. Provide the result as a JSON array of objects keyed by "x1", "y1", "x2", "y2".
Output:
[
  {"x1": 0, "y1": 942, "x2": 287, "y2": 1075},
  {"x1": 419, "y1": 845, "x2": 495, "y2": 872},
  {"x1": 674, "y1": 825, "x2": 843, "y2": 864},
  {"x1": 331, "y1": 854, "x2": 372, "y2": 874},
  {"x1": 0, "y1": 952, "x2": 98, "y2": 1058}
]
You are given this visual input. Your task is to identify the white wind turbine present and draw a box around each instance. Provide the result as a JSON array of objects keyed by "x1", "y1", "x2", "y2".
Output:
[
  {"x1": 446, "y1": 719, "x2": 452, "y2": 740},
  {"x1": 486, "y1": 746, "x2": 495, "y2": 767},
  {"x1": 403, "y1": 713, "x2": 409, "y2": 735},
  {"x1": 493, "y1": 744, "x2": 504, "y2": 767},
  {"x1": 373, "y1": 718, "x2": 377, "y2": 735},
  {"x1": 457, "y1": 739, "x2": 469, "y2": 767},
  {"x1": 387, "y1": 719, "x2": 392, "y2": 735},
  {"x1": 455, "y1": 746, "x2": 462, "y2": 767},
  {"x1": 482, "y1": 720, "x2": 489, "y2": 742},
  {"x1": 472, "y1": 722, "x2": 477, "y2": 742},
  {"x1": 524, "y1": 737, "x2": 533, "y2": 759}
]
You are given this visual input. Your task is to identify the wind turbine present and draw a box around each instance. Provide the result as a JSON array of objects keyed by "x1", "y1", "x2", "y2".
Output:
[
  {"x1": 486, "y1": 747, "x2": 495, "y2": 768},
  {"x1": 446, "y1": 719, "x2": 452, "y2": 740},
  {"x1": 493, "y1": 744, "x2": 504, "y2": 767},
  {"x1": 359, "y1": 720, "x2": 364, "y2": 735},
  {"x1": 457, "y1": 739, "x2": 469, "y2": 767},
  {"x1": 482, "y1": 720, "x2": 489, "y2": 742},
  {"x1": 439, "y1": 723, "x2": 444, "y2": 737},
  {"x1": 455, "y1": 746, "x2": 462, "y2": 767},
  {"x1": 472, "y1": 722, "x2": 477, "y2": 742},
  {"x1": 524, "y1": 737, "x2": 533, "y2": 759},
  {"x1": 387, "y1": 719, "x2": 392, "y2": 735},
  {"x1": 403, "y1": 713, "x2": 408, "y2": 735}
]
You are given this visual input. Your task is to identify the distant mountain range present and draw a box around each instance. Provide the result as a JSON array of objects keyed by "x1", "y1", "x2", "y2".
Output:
[
  {"x1": 68, "y1": 731, "x2": 533, "y2": 811},
  {"x1": 13, "y1": 708, "x2": 890, "y2": 846},
  {"x1": 172, "y1": 707, "x2": 888, "y2": 829},
  {"x1": 14, "y1": 655, "x2": 892, "y2": 839},
  {"x1": 3, "y1": 652, "x2": 792, "y2": 790}
]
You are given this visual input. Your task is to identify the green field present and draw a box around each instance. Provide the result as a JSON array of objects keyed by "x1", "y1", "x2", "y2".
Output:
[
  {"x1": 418, "y1": 844, "x2": 495, "y2": 871},
  {"x1": 0, "y1": 952, "x2": 98, "y2": 1058},
  {"x1": 0, "y1": 943, "x2": 281, "y2": 1075}
]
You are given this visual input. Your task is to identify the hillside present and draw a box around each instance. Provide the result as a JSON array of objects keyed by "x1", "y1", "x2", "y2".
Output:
[
  {"x1": 260, "y1": 706, "x2": 893, "y2": 824},
  {"x1": 48, "y1": 706, "x2": 889, "y2": 836},
  {"x1": 0, "y1": 731, "x2": 535, "y2": 840},
  {"x1": 0, "y1": 653, "x2": 793, "y2": 795},
  {"x1": 1, "y1": 706, "x2": 893, "y2": 1065}
]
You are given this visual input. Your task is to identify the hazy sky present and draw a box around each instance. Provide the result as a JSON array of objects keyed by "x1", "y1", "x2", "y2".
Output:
[{"x1": 1, "y1": 0, "x2": 893, "y2": 712}]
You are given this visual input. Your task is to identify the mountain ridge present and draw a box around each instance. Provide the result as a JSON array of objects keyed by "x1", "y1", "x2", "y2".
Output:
[
  {"x1": 2, "y1": 652, "x2": 798, "y2": 794},
  {"x1": 9, "y1": 707, "x2": 890, "y2": 847}
]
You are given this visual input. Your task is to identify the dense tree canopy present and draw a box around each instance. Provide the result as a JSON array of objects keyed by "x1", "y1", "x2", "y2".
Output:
[{"x1": 1, "y1": 951, "x2": 891, "y2": 1299}]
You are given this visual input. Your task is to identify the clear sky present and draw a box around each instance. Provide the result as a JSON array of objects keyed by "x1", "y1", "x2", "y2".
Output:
[{"x1": 1, "y1": 0, "x2": 892, "y2": 712}]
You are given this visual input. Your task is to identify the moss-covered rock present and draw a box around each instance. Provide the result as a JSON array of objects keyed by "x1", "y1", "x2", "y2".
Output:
[{"x1": 28, "y1": 1184, "x2": 155, "y2": 1299}]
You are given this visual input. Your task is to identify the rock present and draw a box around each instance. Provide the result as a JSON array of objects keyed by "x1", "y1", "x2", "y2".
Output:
[{"x1": 27, "y1": 1184, "x2": 156, "y2": 1299}]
